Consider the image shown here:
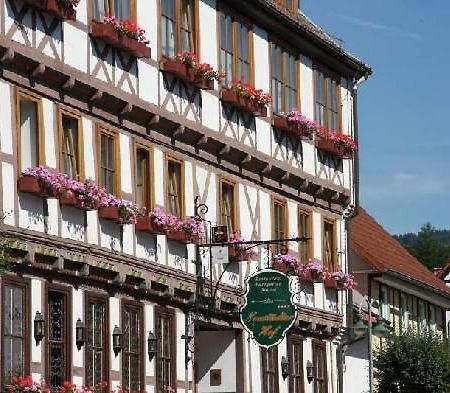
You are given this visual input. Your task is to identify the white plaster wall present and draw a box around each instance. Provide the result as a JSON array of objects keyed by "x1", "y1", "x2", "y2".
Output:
[
  {"x1": 0, "y1": 81, "x2": 13, "y2": 155},
  {"x1": 2, "y1": 163, "x2": 15, "y2": 226},
  {"x1": 153, "y1": 148, "x2": 165, "y2": 207},
  {"x1": 72, "y1": 288, "x2": 84, "y2": 369},
  {"x1": 303, "y1": 338, "x2": 314, "y2": 393},
  {"x1": 344, "y1": 337, "x2": 369, "y2": 393},
  {"x1": 138, "y1": 62, "x2": 159, "y2": 104},
  {"x1": 202, "y1": 91, "x2": 220, "y2": 130},
  {"x1": 64, "y1": 23, "x2": 87, "y2": 72},
  {"x1": 75, "y1": 0, "x2": 88, "y2": 25},
  {"x1": 109, "y1": 297, "x2": 120, "y2": 372},
  {"x1": 287, "y1": 201, "x2": 298, "y2": 252},
  {"x1": 312, "y1": 211, "x2": 322, "y2": 260},
  {"x1": 256, "y1": 119, "x2": 271, "y2": 156},
  {"x1": 300, "y1": 56, "x2": 314, "y2": 120},
  {"x1": 139, "y1": 0, "x2": 158, "y2": 62},
  {"x1": 253, "y1": 26, "x2": 270, "y2": 93},
  {"x1": 119, "y1": 133, "x2": 132, "y2": 194},
  {"x1": 46, "y1": 198, "x2": 59, "y2": 236},
  {"x1": 42, "y1": 98, "x2": 57, "y2": 169},
  {"x1": 144, "y1": 303, "x2": 155, "y2": 388},
  {"x1": 197, "y1": 330, "x2": 237, "y2": 393},
  {"x1": 199, "y1": 0, "x2": 218, "y2": 70}
]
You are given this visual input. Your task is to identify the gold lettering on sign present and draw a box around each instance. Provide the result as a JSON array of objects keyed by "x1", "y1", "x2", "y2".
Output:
[
  {"x1": 259, "y1": 325, "x2": 281, "y2": 339},
  {"x1": 245, "y1": 312, "x2": 294, "y2": 322}
]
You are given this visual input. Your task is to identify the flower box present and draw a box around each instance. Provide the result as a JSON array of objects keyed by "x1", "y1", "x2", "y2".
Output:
[
  {"x1": 90, "y1": 21, "x2": 151, "y2": 58},
  {"x1": 162, "y1": 58, "x2": 214, "y2": 90},
  {"x1": 228, "y1": 246, "x2": 246, "y2": 262},
  {"x1": 135, "y1": 217, "x2": 165, "y2": 234},
  {"x1": 166, "y1": 229, "x2": 198, "y2": 244},
  {"x1": 98, "y1": 206, "x2": 120, "y2": 221},
  {"x1": 17, "y1": 175, "x2": 55, "y2": 198},
  {"x1": 300, "y1": 270, "x2": 323, "y2": 283},
  {"x1": 59, "y1": 192, "x2": 93, "y2": 211},
  {"x1": 272, "y1": 261, "x2": 293, "y2": 274},
  {"x1": 22, "y1": 0, "x2": 77, "y2": 20},
  {"x1": 324, "y1": 278, "x2": 337, "y2": 288},
  {"x1": 272, "y1": 116, "x2": 311, "y2": 140},
  {"x1": 221, "y1": 88, "x2": 267, "y2": 117},
  {"x1": 316, "y1": 139, "x2": 353, "y2": 159}
]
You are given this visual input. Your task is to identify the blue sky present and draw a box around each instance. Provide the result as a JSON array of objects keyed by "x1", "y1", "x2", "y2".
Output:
[{"x1": 302, "y1": 0, "x2": 450, "y2": 235}]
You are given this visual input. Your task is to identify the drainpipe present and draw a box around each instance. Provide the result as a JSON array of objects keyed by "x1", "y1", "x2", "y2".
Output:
[{"x1": 337, "y1": 72, "x2": 369, "y2": 393}]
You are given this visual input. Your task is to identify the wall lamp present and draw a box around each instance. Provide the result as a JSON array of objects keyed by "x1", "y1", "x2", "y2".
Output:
[
  {"x1": 281, "y1": 356, "x2": 289, "y2": 380},
  {"x1": 33, "y1": 311, "x2": 45, "y2": 345},
  {"x1": 112, "y1": 325, "x2": 122, "y2": 357},
  {"x1": 306, "y1": 360, "x2": 314, "y2": 384},
  {"x1": 147, "y1": 331, "x2": 158, "y2": 361},
  {"x1": 76, "y1": 318, "x2": 86, "y2": 350}
]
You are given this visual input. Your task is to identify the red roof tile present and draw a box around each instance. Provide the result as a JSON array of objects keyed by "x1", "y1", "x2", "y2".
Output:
[{"x1": 350, "y1": 208, "x2": 450, "y2": 295}]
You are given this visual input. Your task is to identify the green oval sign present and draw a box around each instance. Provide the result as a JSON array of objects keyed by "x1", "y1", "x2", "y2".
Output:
[{"x1": 240, "y1": 269, "x2": 297, "y2": 347}]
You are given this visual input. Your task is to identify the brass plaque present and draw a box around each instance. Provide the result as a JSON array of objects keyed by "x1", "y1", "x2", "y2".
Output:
[{"x1": 210, "y1": 369, "x2": 222, "y2": 386}]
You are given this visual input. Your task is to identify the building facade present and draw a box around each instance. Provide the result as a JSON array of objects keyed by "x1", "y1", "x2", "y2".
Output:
[
  {"x1": 346, "y1": 209, "x2": 450, "y2": 393},
  {"x1": 0, "y1": 1, "x2": 370, "y2": 392}
]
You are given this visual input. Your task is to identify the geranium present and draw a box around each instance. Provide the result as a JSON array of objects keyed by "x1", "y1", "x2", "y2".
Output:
[
  {"x1": 328, "y1": 132, "x2": 357, "y2": 153},
  {"x1": 149, "y1": 207, "x2": 179, "y2": 231},
  {"x1": 230, "y1": 81, "x2": 272, "y2": 106},
  {"x1": 175, "y1": 51, "x2": 223, "y2": 82},
  {"x1": 103, "y1": 16, "x2": 149, "y2": 44},
  {"x1": 326, "y1": 270, "x2": 358, "y2": 289},
  {"x1": 177, "y1": 216, "x2": 205, "y2": 239},
  {"x1": 229, "y1": 232, "x2": 258, "y2": 258},
  {"x1": 272, "y1": 253, "x2": 301, "y2": 274},
  {"x1": 281, "y1": 109, "x2": 318, "y2": 136},
  {"x1": 6, "y1": 376, "x2": 49, "y2": 393}
]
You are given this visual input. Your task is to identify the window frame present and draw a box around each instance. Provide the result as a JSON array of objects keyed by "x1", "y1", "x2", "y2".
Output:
[
  {"x1": 272, "y1": 197, "x2": 288, "y2": 254},
  {"x1": 218, "y1": 177, "x2": 239, "y2": 236},
  {"x1": 84, "y1": 291, "x2": 110, "y2": 388},
  {"x1": 312, "y1": 340, "x2": 328, "y2": 393},
  {"x1": 298, "y1": 208, "x2": 313, "y2": 263},
  {"x1": 1, "y1": 276, "x2": 30, "y2": 390},
  {"x1": 165, "y1": 155, "x2": 185, "y2": 219},
  {"x1": 218, "y1": 4, "x2": 254, "y2": 86},
  {"x1": 155, "y1": 306, "x2": 177, "y2": 393},
  {"x1": 134, "y1": 141, "x2": 154, "y2": 211},
  {"x1": 261, "y1": 346, "x2": 279, "y2": 393},
  {"x1": 97, "y1": 125, "x2": 121, "y2": 197},
  {"x1": 16, "y1": 88, "x2": 45, "y2": 175},
  {"x1": 287, "y1": 334, "x2": 305, "y2": 393},
  {"x1": 45, "y1": 283, "x2": 72, "y2": 390},
  {"x1": 313, "y1": 64, "x2": 342, "y2": 133},
  {"x1": 89, "y1": 0, "x2": 137, "y2": 22},
  {"x1": 58, "y1": 106, "x2": 84, "y2": 182},
  {"x1": 121, "y1": 299, "x2": 144, "y2": 393},
  {"x1": 159, "y1": 0, "x2": 199, "y2": 58},
  {"x1": 322, "y1": 218, "x2": 336, "y2": 271},
  {"x1": 270, "y1": 38, "x2": 300, "y2": 114}
]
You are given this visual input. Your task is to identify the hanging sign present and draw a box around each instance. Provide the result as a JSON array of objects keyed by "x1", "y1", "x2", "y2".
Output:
[{"x1": 240, "y1": 269, "x2": 297, "y2": 348}]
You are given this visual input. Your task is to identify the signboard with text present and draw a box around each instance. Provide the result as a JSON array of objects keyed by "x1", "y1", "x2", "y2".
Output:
[{"x1": 240, "y1": 269, "x2": 297, "y2": 348}]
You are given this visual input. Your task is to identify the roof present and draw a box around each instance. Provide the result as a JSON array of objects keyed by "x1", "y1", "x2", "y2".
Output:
[{"x1": 351, "y1": 208, "x2": 450, "y2": 296}]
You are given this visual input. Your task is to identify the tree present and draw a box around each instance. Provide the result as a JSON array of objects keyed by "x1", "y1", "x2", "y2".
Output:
[{"x1": 374, "y1": 333, "x2": 450, "y2": 393}]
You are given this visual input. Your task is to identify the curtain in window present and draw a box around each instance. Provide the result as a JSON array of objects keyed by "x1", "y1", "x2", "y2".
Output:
[
  {"x1": 180, "y1": 0, "x2": 194, "y2": 52},
  {"x1": 62, "y1": 116, "x2": 79, "y2": 180},
  {"x1": 92, "y1": 0, "x2": 107, "y2": 20},
  {"x1": 168, "y1": 162, "x2": 180, "y2": 217},
  {"x1": 20, "y1": 99, "x2": 38, "y2": 172},
  {"x1": 220, "y1": 13, "x2": 234, "y2": 87},
  {"x1": 3, "y1": 285, "x2": 25, "y2": 385},
  {"x1": 114, "y1": 0, "x2": 130, "y2": 20},
  {"x1": 221, "y1": 184, "x2": 234, "y2": 234},
  {"x1": 162, "y1": 0, "x2": 176, "y2": 57}
]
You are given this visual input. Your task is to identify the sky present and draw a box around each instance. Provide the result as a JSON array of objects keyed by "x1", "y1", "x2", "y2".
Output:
[{"x1": 302, "y1": 1, "x2": 450, "y2": 235}]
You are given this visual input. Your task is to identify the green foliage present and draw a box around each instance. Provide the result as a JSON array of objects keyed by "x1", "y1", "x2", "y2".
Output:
[
  {"x1": 394, "y1": 222, "x2": 450, "y2": 268},
  {"x1": 374, "y1": 332, "x2": 450, "y2": 393},
  {"x1": 0, "y1": 236, "x2": 13, "y2": 275}
]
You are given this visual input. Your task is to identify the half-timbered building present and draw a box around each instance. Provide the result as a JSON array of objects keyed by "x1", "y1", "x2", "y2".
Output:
[{"x1": 0, "y1": 1, "x2": 371, "y2": 392}]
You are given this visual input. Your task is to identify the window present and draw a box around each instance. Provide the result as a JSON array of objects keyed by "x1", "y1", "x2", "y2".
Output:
[
  {"x1": 98, "y1": 128, "x2": 119, "y2": 195},
  {"x1": 91, "y1": 0, "x2": 135, "y2": 21},
  {"x1": 85, "y1": 293, "x2": 109, "y2": 387},
  {"x1": 46, "y1": 286, "x2": 71, "y2": 389},
  {"x1": 135, "y1": 145, "x2": 152, "y2": 210},
  {"x1": 323, "y1": 220, "x2": 336, "y2": 271},
  {"x1": 380, "y1": 285, "x2": 390, "y2": 321},
  {"x1": 166, "y1": 157, "x2": 183, "y2": 218},
  {"x1": 161, "y1": 0, "x2": 196, "y2": 58},
  {"x1": 2, "y1": 278, "x2": 29, "y2": 388},
  {"x1": 220, "y1": 179, "x2": 237, "y2": 235},
  {"x1": 219, "y1": 9, "x2": 252, "y2": 86},
  {"x1": 312, "y1": 340, "x2": 328, "y2": 393},
  {"x1": 272, "y1": 199, "x2": 287, "y2": 254},
  {"x1": 288, "y1": 335, "x2": 304, "y2": 393},
  {"x1": 298, "y1": 209, "x2": 312, "y2": 262},
  {"x1": 314, "y1": 67, "x2": 340, "y2": 131},
  {"x1": 155, "y1": 308, "x2": 176, "y2": 393},
  {"x1": 60, "y1": 111, "x2": 82, "y2": 180},
  {"x1": 271, "y1": 42, "x2": 298, "y2": 114},
  {"x1": 399, "y1": 293, "x2": 408, "y2": 334},
  {"x1": 261, "y1": 347, "x2": 279, "y2": 393},
  {"x1": 122, "y1": 302, "x2": 143, "y2": 393},
  {"x1": 17, "y1": 90, "x2": 43, "y2": 173}
]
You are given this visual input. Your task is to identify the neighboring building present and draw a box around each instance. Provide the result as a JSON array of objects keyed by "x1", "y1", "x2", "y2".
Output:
[
  {"x1": 433, "y1": 260, "x2": 450, "y2": 336},
  {"x1": 345, "y1": 208, "x2": 450, "y2": 392},
  {"x1": 0, "y1": 1, "x2": 370, "y2": 393}
]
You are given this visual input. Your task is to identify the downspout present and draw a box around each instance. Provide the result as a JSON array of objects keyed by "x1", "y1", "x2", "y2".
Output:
[{"x1": 337, "y1": 73, "x2": 369, "y2": 393}]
